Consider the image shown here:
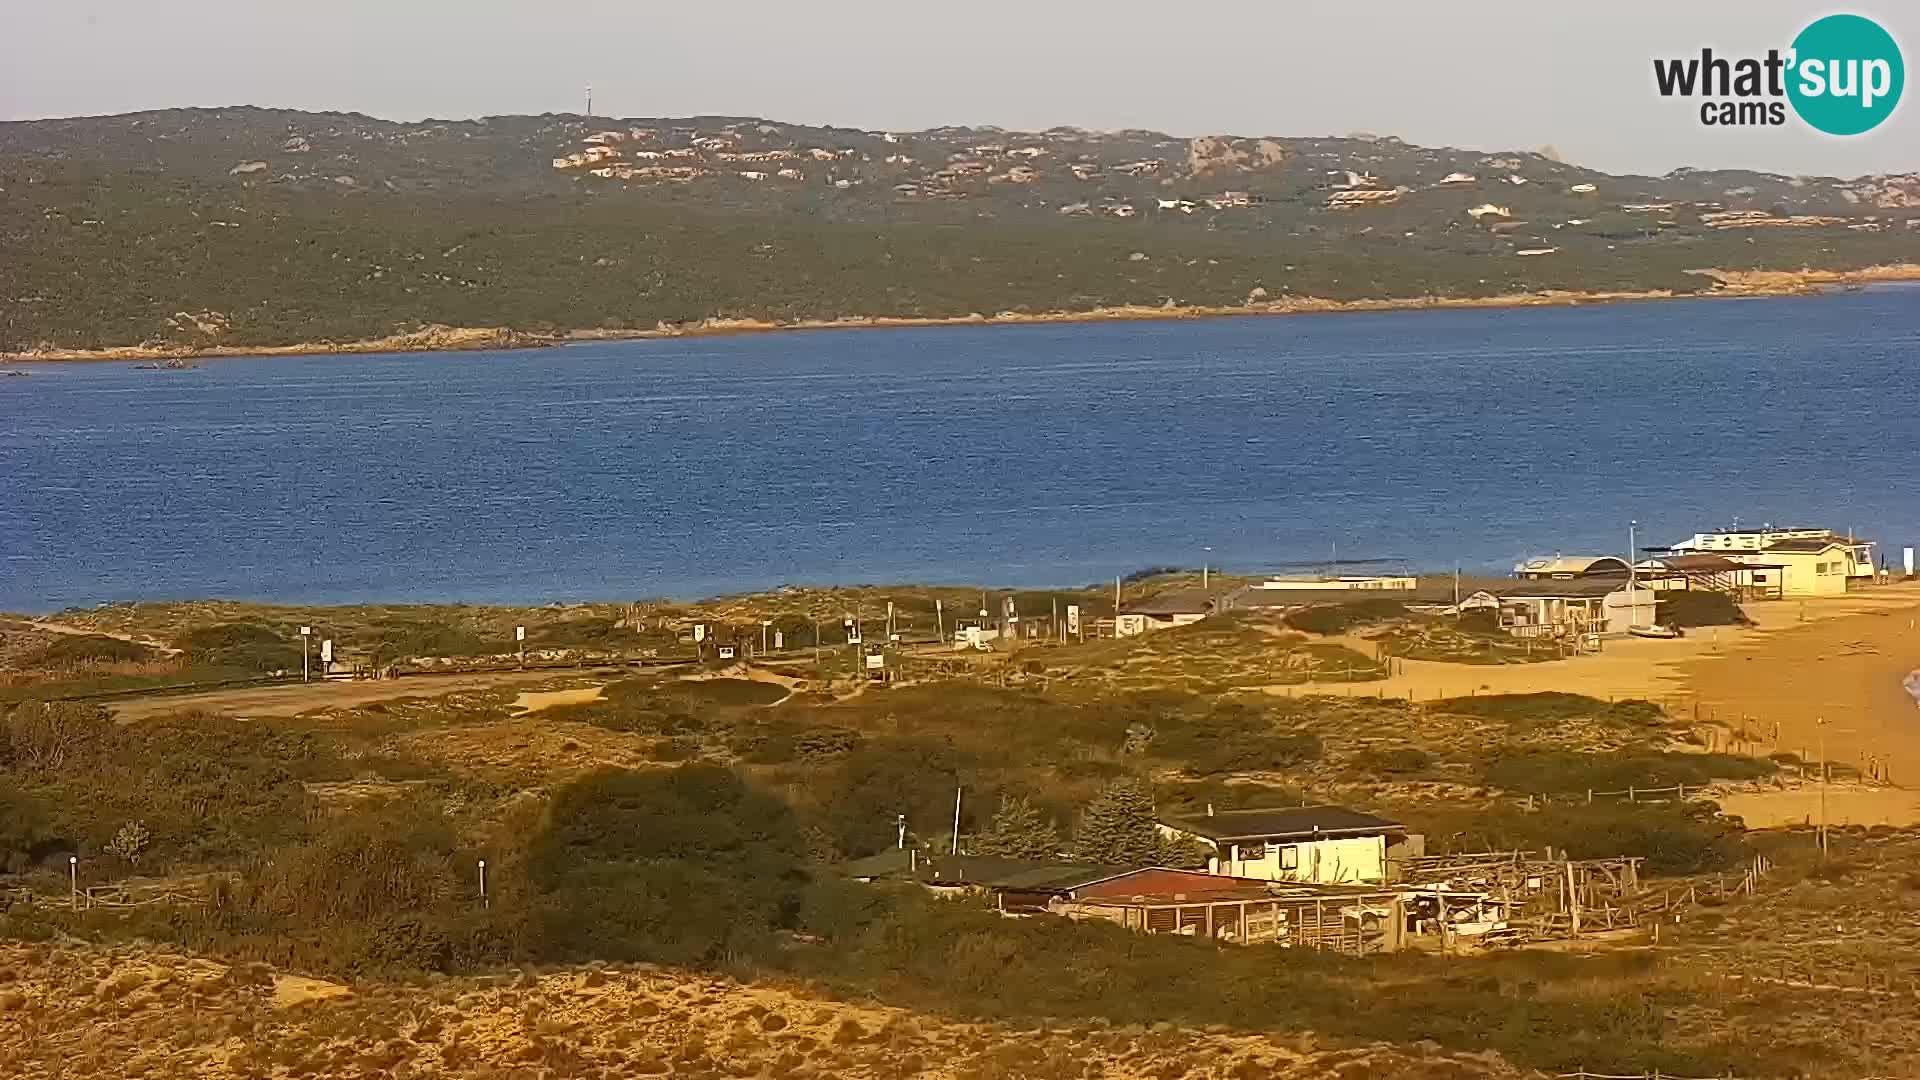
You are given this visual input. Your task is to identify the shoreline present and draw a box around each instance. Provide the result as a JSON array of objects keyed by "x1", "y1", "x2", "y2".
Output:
[{"x1": 10, "y1": 263, "x2": 1920, "y2": 365}]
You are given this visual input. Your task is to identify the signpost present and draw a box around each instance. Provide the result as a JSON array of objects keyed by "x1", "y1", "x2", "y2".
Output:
[
  {"x1": 299, "y1": 626, "x2": 312, "y2": 683},
  {"x1": 1066, "y1": 604, "x2": 1081, "y2": 639},
  {"x1": 719, "y1": 645, "x2": 736, "y2": 661},
  {"x1": 319, "y1": 638, "x2": 333, "y2": 676},
  {"x1": 515, "y1": 625, "x2": 526, "y2": 669}
]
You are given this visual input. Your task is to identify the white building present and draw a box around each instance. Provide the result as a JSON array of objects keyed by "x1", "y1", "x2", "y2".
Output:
[
  {"x1": 1665, "y1": 527, "x2": 1876, "y2": 594},
  {"x1": 1158, "y1": 806, "x2": 1412, "y2": 886},
  {"x1": 1245, "y1": 575, "x2": 1418, "y2": 592}
]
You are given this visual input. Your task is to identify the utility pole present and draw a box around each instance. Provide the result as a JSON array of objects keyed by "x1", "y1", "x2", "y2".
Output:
[{"x1": 950, "y1": 787, "x2": 962, "y2": 855}]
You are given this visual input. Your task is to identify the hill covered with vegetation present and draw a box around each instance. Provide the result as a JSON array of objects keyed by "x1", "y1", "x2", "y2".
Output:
[{"x1": 2, "y1": 107, "x2": 1917, "y2": 351}]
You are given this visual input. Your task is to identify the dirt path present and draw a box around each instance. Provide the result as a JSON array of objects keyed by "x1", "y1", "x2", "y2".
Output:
[
  {"x1": 6, "y1": 618, "x2": 180, "y2": 656},
  {"x1": 109, "y1": 667, "x2": 598, "y2": 720}
]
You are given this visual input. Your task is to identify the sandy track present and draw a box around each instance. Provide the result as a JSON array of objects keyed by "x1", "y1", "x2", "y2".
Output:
[{"x1": 108, "y1": 668, "x2": 597, "y2": 721}]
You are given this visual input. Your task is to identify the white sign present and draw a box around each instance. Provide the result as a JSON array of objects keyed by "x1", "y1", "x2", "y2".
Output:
[
  {"x1": 773, "y1": 630, "x2": 784, "y2": 650},
  {"x1": 320, "y1": 639, "x2": 333, "y2": 663},
  {"x1": 1907, "y1": 546, "x2": 1915, "y2": 576},
  {"x1": 299, "y1": 626, "x2": 312, "y2": 637},
  {"x1": 864, "y1": 652, "x2": 885, "y2": 670},
  {"x1": 718, "y1": 646, "x2": 735, "y2": 660},
  {"x1": 693, "y1": 624, "x2": 707, "y2": 643},
  {"x1": 515, "y1": 625, "x2": 526, "y2": 642},
  {"x1": 845, "y1": 620, "x2": 862, "y2": 645},
  {"x1": 1066, "y1": 605, "x2": 1081, "y2": 634}
]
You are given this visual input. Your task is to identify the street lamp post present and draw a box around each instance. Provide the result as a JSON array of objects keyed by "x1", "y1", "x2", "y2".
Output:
[
  {"x1": 1816, "y1": 716, "x2": 1830, "y2": 858},
  {"x1": 1202, "y1": 547, "x2": 1213, "y2": 591},
  {"x1": 299, "y1": 625, "x2": 312, "y2": 683},
  {"x1": 69, "y1": 854, "x2": 78, "y2": 910}
]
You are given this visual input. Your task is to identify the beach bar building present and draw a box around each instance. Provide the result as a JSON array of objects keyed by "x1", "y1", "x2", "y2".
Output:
[{"x1": 1491, "y1": 579, "x2": 1655, "y2": 637}]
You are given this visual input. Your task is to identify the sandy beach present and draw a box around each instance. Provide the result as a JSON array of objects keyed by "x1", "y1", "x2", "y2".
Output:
[{"x1": 1290, "y1": 581, "x2": 1920, "y2": 789}]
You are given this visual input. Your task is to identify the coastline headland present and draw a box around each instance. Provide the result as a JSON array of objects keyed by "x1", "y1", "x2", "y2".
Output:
[{"x1": 11, "y1": 264, "x2": 1920, "y2": 365}]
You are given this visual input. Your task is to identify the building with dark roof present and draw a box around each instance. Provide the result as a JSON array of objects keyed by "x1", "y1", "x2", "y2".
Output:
[
  {"x1": 1156, "y1": 805, "x2": 1415, "y2": 885},
  {"x1": 1115, "y1": 587, "x2": 1220, "y2": 636}
]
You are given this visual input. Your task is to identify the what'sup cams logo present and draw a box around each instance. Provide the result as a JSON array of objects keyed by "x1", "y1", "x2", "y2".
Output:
[{"x1": 1654, "y1": 13, "x2": 1903, "y2": 133}]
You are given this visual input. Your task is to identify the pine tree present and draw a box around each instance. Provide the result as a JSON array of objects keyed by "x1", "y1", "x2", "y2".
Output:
[
  {"x1": 1073, "y1": 778, "x2": 1169, "y2": 865},
  {"x1": 970, "y1": 795, "x2": 1063, "y2": 859}
]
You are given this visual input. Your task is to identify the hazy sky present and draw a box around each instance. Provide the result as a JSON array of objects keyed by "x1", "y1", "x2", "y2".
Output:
[{"x1": 3, "y1": 1, "x2": 1915, "y2": 177}]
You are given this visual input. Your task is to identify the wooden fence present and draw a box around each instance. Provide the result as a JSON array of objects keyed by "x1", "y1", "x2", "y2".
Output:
[{"x1": 4, "y1": 875, "x2": 225, "y2": 911}]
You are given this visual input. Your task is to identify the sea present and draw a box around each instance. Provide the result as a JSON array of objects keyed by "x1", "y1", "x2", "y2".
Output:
[{"x1": 4, "y1": 286, "x2": 1918, "y2": 613}]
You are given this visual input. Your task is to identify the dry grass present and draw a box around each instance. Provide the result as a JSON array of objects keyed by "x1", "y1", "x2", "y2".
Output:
[{"x1": 0, "y1": 940, "x2": 1543, "y2": 1080}]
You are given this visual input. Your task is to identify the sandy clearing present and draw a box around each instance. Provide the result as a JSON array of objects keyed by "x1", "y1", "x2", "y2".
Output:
[
  {"x1": 1717, "y1": 786, "x2": 1920, "y2": 829},
  {"x1": 272, "y1": 974, "x2": 353, "y2": 1008},
  {"x1": 509, "y1": 685, "x2": 606, "y2": 715}
]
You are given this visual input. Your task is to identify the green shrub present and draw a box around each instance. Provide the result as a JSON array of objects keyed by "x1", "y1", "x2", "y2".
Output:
[
  {"x1": 24, "y1": 635, "x2": 156, "y2": 667},
  {"x1": 1350, "y1": 747, "x2": 1434, "y2": 776},
  {"x1": 1477, "y1": 750, "x2": 1775, "y2": 795},
  {"x1": 176, "y1": 623, "x2": 302, "y2": 672},
  {"x1": 528, "y1": 765, "x2": 807, "y2": 965},
  {"x1": 1657, "y1": 591, "x2": 1753, "y2": 628},
  {"x1": 1403, "y1": 800, "x2": 1748, "y2": 876},
  {"x1": 1282, "y1": 599, "x2": 1410, "y2": 635}
]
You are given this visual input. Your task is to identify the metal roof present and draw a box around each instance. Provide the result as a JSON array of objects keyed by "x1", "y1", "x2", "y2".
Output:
[
  {"x1": 922, "y1": 856, "x2": 1135, "y2": 891},
  {"x1": 1159, "y1": 805, "x2": 1405, "y2": 842},
  {"x1": 1120, "y1": 588, "x2": 1219, "y2": 616},
  {"x1": 1514, "y1": 555, "x2": 1632, "y2": 576},
  {"x1": 1494, "y1": 579, "x2": 1642, "y2": 598},
  {"x1": 1763, "y1": 538, "x2": 1849, "y2": 553}
]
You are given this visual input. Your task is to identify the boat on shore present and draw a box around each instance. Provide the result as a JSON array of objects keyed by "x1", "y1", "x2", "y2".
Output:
[{"x1": 1629, "y1": 624, "x2": 1682, "y2": 639}]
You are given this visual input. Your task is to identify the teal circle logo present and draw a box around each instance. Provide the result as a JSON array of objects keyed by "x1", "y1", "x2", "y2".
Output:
[{"x1": 1788, "y1": 14, "x2": 1904, "y2": 135}]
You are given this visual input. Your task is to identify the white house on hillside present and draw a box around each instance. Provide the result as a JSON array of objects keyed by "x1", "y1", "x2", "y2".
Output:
[{"x1": 1157, "y1": 805, "x2": 1415, "y2": 885}]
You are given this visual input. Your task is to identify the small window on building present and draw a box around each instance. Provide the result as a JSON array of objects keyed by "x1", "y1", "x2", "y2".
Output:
[{"x1": 1278, "y1": 846, "x2": 1300, "y2": 870}]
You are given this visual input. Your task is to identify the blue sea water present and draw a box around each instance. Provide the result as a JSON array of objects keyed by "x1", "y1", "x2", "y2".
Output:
[{"x1": 3, "y1": 287, "x2": 1918, "y2": 612}]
